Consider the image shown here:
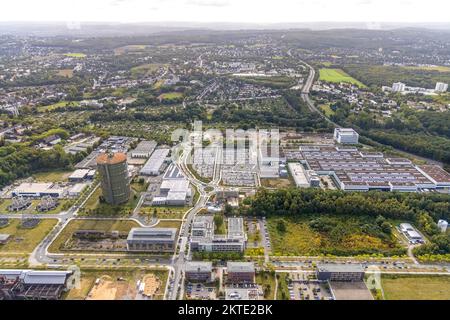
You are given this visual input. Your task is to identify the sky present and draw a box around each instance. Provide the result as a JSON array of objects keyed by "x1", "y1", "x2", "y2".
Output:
[{"x1": 1, "y1": 0, "x2": 450, "y2": 24}]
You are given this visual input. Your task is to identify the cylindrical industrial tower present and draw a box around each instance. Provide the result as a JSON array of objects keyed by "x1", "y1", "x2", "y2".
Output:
[{"x1": 96, "y1": 152, "x2": 130, "y2": 205}]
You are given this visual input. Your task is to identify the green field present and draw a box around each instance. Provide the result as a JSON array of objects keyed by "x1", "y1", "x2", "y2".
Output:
[
  {"x1": 403, "y1": 65, "x2": 450, "y2": 72},
  {"x1": 48, "y1": 219, "x2": 139, "y2": 253},
  {"x1": 319, "y1": 103, "x2": 335, "y2": 117},
  {"x1": 64, "y1": 53, "x2": 86, "y2": 58},
  {"x1": 139, "y1": 206, "x2": 189, "y2": 219},
  {"x1": 131, "y1": 63, "x2": 165, "y2": 77},
  {"x1": 381, "y1": 275, "x2": 450, "y2": 300},
  {"x1": 267, "y1": 215, "x2": 405, "y2": 257},
  {"x1": 319, "y1": 68, "x2": 366, "y2": 87},
  {"x1": 33, "y1": 170, "x2": 73, "y2": 182},
  {"x1": 256, "y1": 272, "x2": 276, "y2": 300},
  {"x1": 79, "y1": 187, "x2": 140, "y2": 216},
  {"x1": 276, "y1": 273, "x2": 290, "y2": 300},
  {"x1": 0, "y1": 219, "x2": 57, "y2": 254},
  {"x1": 38, "y1": 101, "x2": 80, "y2": 112},
  {"x1": 158, "y1": 92, "x2": 184, "y2": 100}
]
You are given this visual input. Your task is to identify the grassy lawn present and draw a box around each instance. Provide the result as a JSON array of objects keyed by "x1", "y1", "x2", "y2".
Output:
[
  {"x1": 79, "y1": 187, "x2": 140, "y2": 216},
  {"x1": 64, "y1": 53, "x2": 86, "y2": 58},
  {"x1": 48, "y1": 219, "x2": 139, "y2": 254},
  {"x1": 319, "y1": 103, "x2": 335, "y2": 117},
  {"x1": 131, "y1": 63, "x2": 165, "y2": 77},
  {"x1": 267, "y1": 215, "x2": 405, "y2": 257},
  {"x1": 256, "y1": 271, "x2": 276, "y2": 300},
  {"x1": 158, "y1": 92, "x2": 184, "y2": 100},
  {"x1": 64, "y1": 268, "x2": 168, "y2": 300},
  {"x1": 381, "y1": 275, "x2": 450, "y2": 300},
  {"x1": 0, "y1": 219, "x2": 57, "y2": 254},
  {"x1": 33, "y1": 169, "x2": 73, "y2": 182},
  {"x1": 319, "y1": 68, "x2": 366, "y2": 88},
  {"x1": 38, "y1": 101, "x2": 80, "y2": 112},
  {"x1": 403, "y1": 65, "x2": 450, "y2": 72},
  {"x1": 139, "y1": 206, "x2": 189, "y2": 219},
  {"x1": 276, "y1": 273, "x2": 290, "y2": 300}
]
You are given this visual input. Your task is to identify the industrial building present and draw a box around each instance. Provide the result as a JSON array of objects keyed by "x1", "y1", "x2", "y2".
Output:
[
  {"x1": 190, "y1": 216, "x2": 246, "y2": 252},
  {"x1": 140, "y1": 148, "x2": 170, "y2": 176},
  {"x1": 11, "y1": 183, "x2": 64, "y2": 198},
  {"x1": 96, "y1": 152, "x2": 131, "y2": 205},
  {"x1": 333, "y1": 128, "x2": 359, "y2": 144},
  {"x1": 185, "y1": 262, "x2": 213, "y2": 282},
  {"x1": 0, "y1": 269, "x2": 73, "y2": 300},
  {"x1": 399, "y1": 223, "x2": 424, "y2": 244},
  {"x1": 316, "y1": 264, "x2": 365, "y2": 282},
  {"x1": 150, "y1": 164, "x2": 191, "y2": 206},
  {"x1": 299, "y1": 145, "x2": 450, "y2": 192},
  {"x1": 126, "y1": 227, "x2": 177, "y2": 252},
  {"x1": 130, "y1": 140, "x2": 157, "y2": 158},
  {"x1": 226, "y1": 262, "x2": 255, "y2": 284}
]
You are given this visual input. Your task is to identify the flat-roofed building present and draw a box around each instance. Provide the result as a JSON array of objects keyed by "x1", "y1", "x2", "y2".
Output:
[
  {"x1": 0, "y1": 269, "x2": 73, "y2": 300},
  {"x1": 317, "y1": 264, "x2": 365, "y2": 282},
  {"x1": 227, "y1": 262, "x2": 255, "y2": 284},
  {"x1": 68, "y1": 169, "x2": 90, "y2": 182},
  {"x1": 140, "y1": 148, "x2": 170, "y2": 176},
  {"x1": 126, "y1": 227, "x2": 177, "y2": 252},
  {"x1": 334, "y1": 128, "x2": 359, "y2": 144},
  {"x1": 11, "y1": 183, "x2": 64, "y2": 198},
  {"x1": 130, "y1": 140, "x2": 157, "y2": 158},
  {"x1": 300, "y1": 145, "x2": 439, "y2": 192},
  {"x1": 288, "y1": 162, "x2": 309, "y2": 188},
  {"x1": 190, "y1": 215, "x2": 246, "y2": 252},
  {"x1": 399, "y1": 223, "x2": 424, "y2": 243},
  {"x1": 417, "y1": 165, "x2": 450, "y2": 189},
  {"x1": 185, "y1": 262, "x2": 213, "y2": 282}
]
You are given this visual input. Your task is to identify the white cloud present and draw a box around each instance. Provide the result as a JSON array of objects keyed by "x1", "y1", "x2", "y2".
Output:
[{"x1": 0, "y1": 0, "x2": 449, "y2": 23}]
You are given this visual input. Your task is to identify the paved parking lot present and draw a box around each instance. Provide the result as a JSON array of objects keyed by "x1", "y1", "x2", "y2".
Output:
[
  {"x1": 289, "y1": 277, "x2": 334, "y2": 300},
  {"x1": 186, "y1": 283, "x2": 216, "y2": 300},
  {"x1": 225, "y1": 285, "x2": 261, "y2": 300}
]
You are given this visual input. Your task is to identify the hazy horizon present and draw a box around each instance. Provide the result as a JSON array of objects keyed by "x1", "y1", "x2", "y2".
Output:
[{"x1": 1, "y1": 0, "x2": 450, "y2": 24}]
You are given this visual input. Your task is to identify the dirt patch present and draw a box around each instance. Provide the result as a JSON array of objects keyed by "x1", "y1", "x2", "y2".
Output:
[
  {"x1": 86, "y1": 275, "x2": 133, "y2": 300},
  {"x1": 143, "y1": 274, "x2": 161, "y2": 297}
]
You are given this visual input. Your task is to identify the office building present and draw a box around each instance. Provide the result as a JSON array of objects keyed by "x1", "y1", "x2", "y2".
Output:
[
  {"x1": 333, "y1": 128, "x2": 359, "y2": 144},
  {"x1": 127, "y1": 227, "x2": 177, "y2": 252},
  {"x1": 96, "y1": 152, "x2": 130, "y2": 205},
  {"x1": 317, "y1": 264, "x2": 365, "y2": 282},
  {"x1": 227, "y1": 262, "x2": 255, "y2": 284},
  {"x1": 190, "y1": 216, "x2": 246, "y2": 252},
  {"x1": 185, "y1": 262, "x2": 213, "y2": 282}
]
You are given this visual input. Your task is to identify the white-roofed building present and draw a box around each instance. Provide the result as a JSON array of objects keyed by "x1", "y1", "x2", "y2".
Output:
[
  {"x1": 140, "y1": 148, "x2": 170, "y2": 176},
  {"x1": 130, "y1": 140, "x2": 157, "y2": 158}
]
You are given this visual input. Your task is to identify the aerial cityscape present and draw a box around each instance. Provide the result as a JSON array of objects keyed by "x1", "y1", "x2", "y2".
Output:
[{"x1": 1, "y1": 1, "x2": 450, "y2": 306}]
